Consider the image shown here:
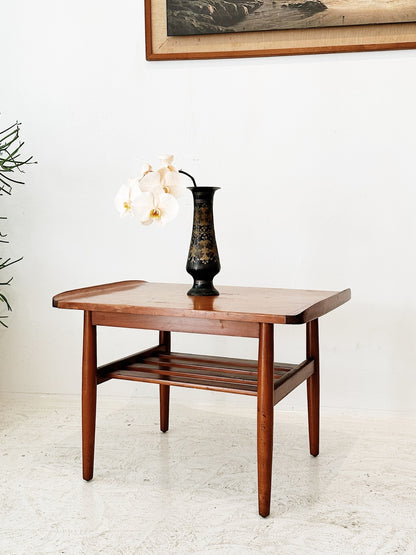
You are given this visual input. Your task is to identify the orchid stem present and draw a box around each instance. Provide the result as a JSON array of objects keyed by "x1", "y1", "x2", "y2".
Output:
[{"x1": 179, "y1": 169, "x2": 197, "y2": 188}]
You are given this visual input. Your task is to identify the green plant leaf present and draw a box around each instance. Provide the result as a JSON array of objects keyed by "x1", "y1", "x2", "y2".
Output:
[{"x1": 0, "y1": 118, "x2": 35, "y2": 329}]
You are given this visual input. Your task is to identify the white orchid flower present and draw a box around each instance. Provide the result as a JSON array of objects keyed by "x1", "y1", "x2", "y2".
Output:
[
  {"x1": 134, "y1": 191, "x2": 179, "y2": 226},
  {"x1": 159, "y1": 154, "x2": 175, "y2": 168},
  {"x1": 116, "y1": 154, "x2": 188, "y2": 225},
  {"x1": 161, "y1": 170, "x2": 186, "y2": 199},
  {"x1": 139, "y1": 170, "x2": 163, "y2": 194},
  {"x1": 114, "y1": 179, "x2": 141, "y2": 217},
  {"x1": 139, "y1": 163, "x2": 185, "y2": 200},
  {"x1": 157, "y1": 154, "x2": 185, "y2": 199}
]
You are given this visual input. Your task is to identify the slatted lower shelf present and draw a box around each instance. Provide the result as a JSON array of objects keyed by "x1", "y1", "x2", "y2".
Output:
[{"x1": 97, "y1": 350, "x2": 315, "y2": 400}]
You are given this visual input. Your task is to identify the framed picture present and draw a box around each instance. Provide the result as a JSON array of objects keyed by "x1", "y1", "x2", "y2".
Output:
[{"x1": 145, "y1": 0, "x2": 416, "y2": 60}]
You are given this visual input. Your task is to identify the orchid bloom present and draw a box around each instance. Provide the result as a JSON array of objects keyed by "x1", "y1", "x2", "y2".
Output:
[
  {"x1": 157, "y1": 154, "x2": 186, "y2": 199},
  {"x1": 115, "y1": 155, "x2": 189, "y2": 226},
  {"x1": 139, "y1": 170, "x2": 163, "y2": 194},
  {"x1": 134, "y1": 191, "x2": 179, "y2": 226},
  {"x1": 139, "y1": 155, "x2": 185, "y2": 199},
  {"x1": 114, "y1": 179, "x2": 141, "y2": 217}
]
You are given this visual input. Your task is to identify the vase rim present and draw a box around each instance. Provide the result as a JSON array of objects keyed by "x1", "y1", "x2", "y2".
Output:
[{"x1": 187, "y1": 186, "x2": 220, "y2": 191}]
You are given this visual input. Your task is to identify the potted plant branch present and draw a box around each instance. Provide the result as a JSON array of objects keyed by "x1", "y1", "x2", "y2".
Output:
[{"x1": 0, "y1": 120, "x2": 35, "y2": 327}]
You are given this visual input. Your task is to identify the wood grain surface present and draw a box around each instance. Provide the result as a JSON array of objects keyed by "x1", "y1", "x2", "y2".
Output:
[{"x1": 53, "y1": 280, "x2": 351, "y2": 325}]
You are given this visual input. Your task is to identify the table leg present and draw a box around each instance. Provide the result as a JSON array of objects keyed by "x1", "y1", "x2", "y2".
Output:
[
  {"x1": 82, "y1": 311, "x2": 97, "y2": 481},
  {"x1": 306, "y1": 319, "x2": 320, "y2": 457},
  {"x1": 257, "y1": 322, "x2": 274, "y2": 518},
  {"x1": 159, "y1": 331, "x2": 171, "y2": 433}
]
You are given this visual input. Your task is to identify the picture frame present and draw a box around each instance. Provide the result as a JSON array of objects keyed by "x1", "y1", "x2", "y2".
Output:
[{"x1": 145, "y1": 0, "x2": 416, "y2": 60}]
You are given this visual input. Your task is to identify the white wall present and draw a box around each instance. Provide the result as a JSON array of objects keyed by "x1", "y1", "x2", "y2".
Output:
[{"x1": 1, "y1": 0, "x2": 415, "y2": 413}]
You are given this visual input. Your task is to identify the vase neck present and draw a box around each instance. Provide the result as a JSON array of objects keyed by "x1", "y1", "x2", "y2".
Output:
[{"x1": 188, "y1": 187, "x2": 220, "y2": 202}]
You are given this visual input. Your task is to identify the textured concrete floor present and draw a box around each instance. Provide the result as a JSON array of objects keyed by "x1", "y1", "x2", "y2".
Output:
[{"x1": 0, "y1": 393, "x2": 415, "y2": 554}]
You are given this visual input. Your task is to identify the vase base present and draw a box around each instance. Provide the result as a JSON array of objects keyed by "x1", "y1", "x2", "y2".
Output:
[{"x1": 187, "y1": 280, "x2": 219, "y2": 297}]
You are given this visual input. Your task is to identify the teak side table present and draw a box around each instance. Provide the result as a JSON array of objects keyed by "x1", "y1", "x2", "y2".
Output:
[{"x1": 53, "y1": 280, "x2": 351, "y2": 517}]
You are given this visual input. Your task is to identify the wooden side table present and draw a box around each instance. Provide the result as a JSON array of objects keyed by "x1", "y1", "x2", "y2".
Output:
[{"x1": 53, "y1": 281, "x2": 350, "y2": 517}]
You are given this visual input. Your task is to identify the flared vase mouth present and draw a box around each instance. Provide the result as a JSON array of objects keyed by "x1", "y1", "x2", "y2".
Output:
[{"x1": 187, "y1": 186, "x2": 220, "y2": 192}]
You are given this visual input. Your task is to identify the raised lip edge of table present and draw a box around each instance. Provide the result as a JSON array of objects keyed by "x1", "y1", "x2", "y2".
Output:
[{"x1": 52, "y1": 280, "x2": 351, "y2": 325}]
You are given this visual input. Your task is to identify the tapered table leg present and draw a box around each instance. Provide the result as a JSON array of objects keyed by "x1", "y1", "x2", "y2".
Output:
[
  {"x1": 257, "y1": 323, "x2": 274, "y2": 518},
  {"x1": 307, "y1": 319, "x2": 320, "y2": 457},
  {"x1": 159, "y1": 331, "x2": 171, "y2": 433},
  {"x1": 82, "y1": 311, "x2": 97, "y2": 481}
]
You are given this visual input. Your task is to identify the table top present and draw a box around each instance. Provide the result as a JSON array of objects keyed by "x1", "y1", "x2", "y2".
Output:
[{"x1": 53, "y1": 281, "x2": 351, "y2": 325}]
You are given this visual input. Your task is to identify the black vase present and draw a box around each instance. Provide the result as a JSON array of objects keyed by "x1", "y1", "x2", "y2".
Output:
[{"x1": 186, "y1": 187, "x2": 221, "y2": 296}]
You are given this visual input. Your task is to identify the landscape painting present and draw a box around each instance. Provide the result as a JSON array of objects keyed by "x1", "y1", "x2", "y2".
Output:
[{"x1": 166, "y1": 0, "x2": 416, "y2": 35}]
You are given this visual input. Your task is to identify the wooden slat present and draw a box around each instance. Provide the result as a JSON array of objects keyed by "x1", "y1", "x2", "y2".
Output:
[
  {"x1": 158, "y1": 352, "x2": 259, "y2": 370},
  {"x1": 96, "y1": 344, "x2": 167, "y2": 384},
  {"x1": 107, "y1": 368, "x2": 258, "y2": 396},
  {"x1": 97, "y1": 350, "x2": 313, "y2": 399},
  {"x1": 125, "y1": 362, "x2": 259, "y2": 387},
  {"x1": 148, "y1": 355, "x2": 262, "y2": 374},
  {"x1": 157, "y1": 352, "x2": 295, "y2": 373},
  {"x1": 135, "y1": 359, "x2": 289, "y2": 383},
  {"x1": 143, "y1": 359, "x2": 259, "y2": 378},
  {"x1": 98, "y1": 350, "x2": 296, "y2": 385}
]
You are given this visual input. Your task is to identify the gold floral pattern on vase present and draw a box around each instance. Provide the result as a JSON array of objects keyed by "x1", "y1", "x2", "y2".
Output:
[{"x1": 186, "y1": 187, "x2": 221, "y2": 296}]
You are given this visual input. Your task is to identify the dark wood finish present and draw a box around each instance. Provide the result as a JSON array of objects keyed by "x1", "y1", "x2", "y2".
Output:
[
  {"x1": 96, "y1": 345, "x2": 166, "y2": 385},
  {"x1": 257, "y1": 323, "x2": 274, "y2": 518},
  {"x1": 97, "y1": 350, "x2": 309, "y2": 398},
  {"x1": 159, "y1": 331, "x2": 171, "y2": 433},
  {"x1": 53, "y1": 281, "x2": 351, "y2": 325},
  {"x1": 307, "y1": 319, "x2": 320, "y2": 457},
  {"x1": 273, "y1": 359, "x2": 314, "y2": 405},
  {"x1": 152, "y1": 351, "x2": 294, "y2": 373},
  {"x1": 91, "y1": 311, "x2": 260, "y2": 338},
  {"x1": 53, "y1": 280, "x2": 350, "y2": 517},
  {"x1": 82, "y1": 311, "x2": 97, "y2": 481}
]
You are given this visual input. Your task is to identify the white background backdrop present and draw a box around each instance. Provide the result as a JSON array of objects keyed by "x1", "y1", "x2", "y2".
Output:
[{"x1": 1, "y1": 0, "x2": 415, "y2": 413}]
